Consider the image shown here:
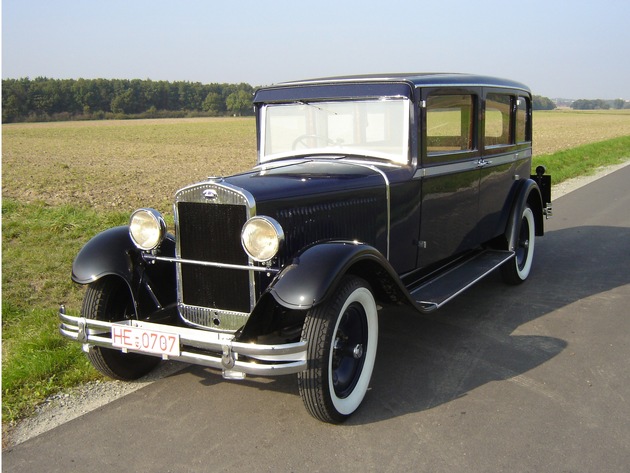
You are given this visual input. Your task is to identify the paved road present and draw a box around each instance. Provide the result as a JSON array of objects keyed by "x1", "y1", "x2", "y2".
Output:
[{"x1": 5, "y1": 166, "x2": 630, "y2": 473}]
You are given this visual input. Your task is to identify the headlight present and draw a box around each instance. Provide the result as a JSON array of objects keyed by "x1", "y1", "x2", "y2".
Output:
[
  {"x1": 129, "y1": 208, "x2": 166, "y2": 251},
  {"x1": 241, "y1": 216, "x2": 284, "y2": 262}
]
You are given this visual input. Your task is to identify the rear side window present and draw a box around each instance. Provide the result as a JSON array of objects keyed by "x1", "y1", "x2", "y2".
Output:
[
  {"x1": 516, "y1": 96, "x2": 530, "y2": 143},
  {"x1": 426, "y1": 94, "x2": 476, "y2": 156},
  {"x1": 485, "y1": 94, "x2": 513, "y2": 147}
]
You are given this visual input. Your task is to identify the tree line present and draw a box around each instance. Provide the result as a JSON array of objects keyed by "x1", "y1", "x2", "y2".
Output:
[
  {"x1": 570, "y1": 98, "x2": 627, "y2": 110},
  {"x1": 532, "y1": 95, "x2": 556, "y2": 110},
  {"x1": 4, "y1": 79, "x2": 627, "y2": 123},
  {"x1": 2, "y1": 77, "x2": 256, "y2": 123},
  {"x1": 539, "y1": 96, "x2": 628, "y2": 111}
]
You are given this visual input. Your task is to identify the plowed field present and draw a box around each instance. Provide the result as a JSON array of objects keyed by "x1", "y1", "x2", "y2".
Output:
[{"x1": 3, "y1": 111, "x2": 629, "y2": 211}]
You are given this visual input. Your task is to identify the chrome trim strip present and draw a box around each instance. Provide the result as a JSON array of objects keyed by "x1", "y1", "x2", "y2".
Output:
[
  {"x1": 480, "y1": 150, "x2": 531, "y2": 166},
  {"x1": 144, "y1": 254, "x2": 279, "y2": 274},
  {"x1": 414, "y1": 150, "x2": 531, "y2": 179},
  {"x1": 414, "y1": 160, "x2": 478, "y2": 179},
  {"x1": 59, "y1": 308, "x2": 307, "y2": 376},
  {"x1": 339, "y1": 161, "x2": 391, "y2": 260}
]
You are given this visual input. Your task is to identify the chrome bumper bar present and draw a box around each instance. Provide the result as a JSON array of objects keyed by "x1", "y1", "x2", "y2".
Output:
[{"x1": 59, "y1": 306, "x2": 307, "y2": 377}]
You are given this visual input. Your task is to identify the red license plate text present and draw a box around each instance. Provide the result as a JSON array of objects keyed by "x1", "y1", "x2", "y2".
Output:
[{"x1": 111, "y1": 324, "x2": 180, "y2": 357}]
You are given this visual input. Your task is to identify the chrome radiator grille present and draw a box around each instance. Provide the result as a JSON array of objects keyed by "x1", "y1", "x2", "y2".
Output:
[{"x1": 174, "y1": 182, "x2": 255, "y2": 332}]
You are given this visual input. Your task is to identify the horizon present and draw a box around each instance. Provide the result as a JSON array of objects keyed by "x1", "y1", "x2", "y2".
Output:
[{"x1": 2, "y1": 76, "x2": 627, "y2": 103}]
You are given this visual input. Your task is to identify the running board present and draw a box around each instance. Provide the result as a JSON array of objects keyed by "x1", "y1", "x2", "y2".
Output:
[{"x1": 410, "y1": 250, "x2": 514, "y2": 313}]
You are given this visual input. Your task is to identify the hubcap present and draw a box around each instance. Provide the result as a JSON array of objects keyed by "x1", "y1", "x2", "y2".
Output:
[
  {"x1": 516, "y1": 217, "x2": 530, "y2": 270},
  {"x1": 331, "y1": 302, "x2": 368, "y2": 398}
]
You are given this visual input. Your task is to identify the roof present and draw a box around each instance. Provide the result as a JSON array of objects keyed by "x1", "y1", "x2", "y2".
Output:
[
  {"x1": 254, "y1": 73, "x2": 530, "y2": 103},
  {"x1": 275, "y1": 73, "x2": 530, "y2": 91}
]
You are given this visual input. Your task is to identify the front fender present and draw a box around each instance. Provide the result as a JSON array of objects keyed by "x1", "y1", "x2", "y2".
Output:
[
  {"x1": 72, "y1": 226, "x2": 177, "y2": 317},
  {"x1": 72, "y1": 226, "x2": 136, "y2": 284},
  {"x1": 267, "y1": 241, "x2": 405, "y2": 310}
]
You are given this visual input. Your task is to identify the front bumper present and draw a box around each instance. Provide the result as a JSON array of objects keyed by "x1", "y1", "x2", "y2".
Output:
[{"x1": 59, "y1": 306, "x2": 307, "y2": 378}]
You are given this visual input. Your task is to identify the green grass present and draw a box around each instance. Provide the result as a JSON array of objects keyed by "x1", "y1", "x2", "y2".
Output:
[
  {"x1": 1, "y1": 201, "x2": 128, "y2": 422},
  {"x1": 533, "y1": 135, "x2": 630, "y2": 184},
  {"x1": 1, "y1": 303, "x2": 98, "y2": 422},
  {"x1": 2, "y1": 134, "x2": 629, "y2": 425}
]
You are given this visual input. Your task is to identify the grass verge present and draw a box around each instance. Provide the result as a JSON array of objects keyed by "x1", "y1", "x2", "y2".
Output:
[
  {"x1": 533, "y1": 135, "x2": 630, "y2": 184},
  {"x1": 2, "y1": 201, "x2": 128, "y2": 423},
  {"x1": 2, "y1": 135, "x2": 629, "y2": 424}
]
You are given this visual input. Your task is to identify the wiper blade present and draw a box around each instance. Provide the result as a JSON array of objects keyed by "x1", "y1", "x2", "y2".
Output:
[{"x1": 296, "y1": 101, "x2": 338, "y2": 115}]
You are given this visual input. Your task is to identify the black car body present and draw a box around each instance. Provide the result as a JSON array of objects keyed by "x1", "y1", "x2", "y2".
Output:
[{"x1": 60, "y1": 73, "x2": 551, "y2": 423}]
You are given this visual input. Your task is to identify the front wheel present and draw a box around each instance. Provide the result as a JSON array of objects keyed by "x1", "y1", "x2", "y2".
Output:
[
  {"x1": 501, "y1": 204, "x2": 536, "y2": 285},
  {"x1": 297, "y1": 276, "x2": 378, "y2": 423},
  {"x1": 82, "y1": 278, "x2": 161, "y2": 380}
]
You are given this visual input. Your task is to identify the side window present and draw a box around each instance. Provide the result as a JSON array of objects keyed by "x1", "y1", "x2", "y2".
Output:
[
  {"x1": 515, "y1": 96, "x2": 530, "y2": 143},
  {"x1": 426, "y1": 94, "x2": 475, "y2": 157},
  {"x1": 485, "y1": 94, "x2": 513, "y2": 147}
]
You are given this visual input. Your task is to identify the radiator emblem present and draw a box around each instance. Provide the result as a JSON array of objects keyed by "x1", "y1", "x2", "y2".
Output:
[{"x1": 203, "y1": 189, "x2": 218, "y2": 201}]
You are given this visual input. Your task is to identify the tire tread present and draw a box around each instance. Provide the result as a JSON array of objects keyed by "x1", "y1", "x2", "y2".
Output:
[
  {"x1": 297, "y1": 276, "x2": 371, "y2": 423},
  {"x1": 82, "y1": 278, "x2": 160, "y2": 381}
]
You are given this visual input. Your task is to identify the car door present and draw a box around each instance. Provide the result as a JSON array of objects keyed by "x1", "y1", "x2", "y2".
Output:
[
  {"x1": 416, "y1": 88, "x2": 482, "y2": 268},
  {"x1": 476, "y1": 90, "x2": 533, "y2": 243}
]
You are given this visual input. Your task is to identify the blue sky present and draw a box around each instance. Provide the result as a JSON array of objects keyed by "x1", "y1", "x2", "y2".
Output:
[{"x1": 2, "y1": 0, "x2": 629, "y2": 99}]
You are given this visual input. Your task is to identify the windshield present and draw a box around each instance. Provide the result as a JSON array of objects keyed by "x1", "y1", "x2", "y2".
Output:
[{"x1": 260, "y1": 98, "x2": 410, "y2": 164}]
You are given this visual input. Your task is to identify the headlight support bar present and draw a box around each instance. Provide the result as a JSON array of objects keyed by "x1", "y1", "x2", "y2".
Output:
[{"x1": 143, "y1": 254, "x2": 280, "y2": 274}]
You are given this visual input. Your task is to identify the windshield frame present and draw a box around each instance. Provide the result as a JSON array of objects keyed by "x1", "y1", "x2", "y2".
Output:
[{"x1": 259, "y1": 97, "x2": 411, "y2": 165}]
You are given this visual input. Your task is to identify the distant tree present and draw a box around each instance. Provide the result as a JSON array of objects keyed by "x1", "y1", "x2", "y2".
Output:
[
  {"x1": 612, "y1": 99, "x2": 625, "y2": 109},
  {"x1": 532, "y1": 95, "x2": 556, "y2": 110},
  {"x1": 111, "y1": 89, "x2": 134, "y2": 114},
  {"x1": 2, "y1": 78, "x2": 31, "y2": 122},
  {"x1": 2, "y1": 90, "x2": 24, "y2": 122},
  {"x1": 144, "y1": 80, "x2": 170, "y2": 111},
  {"x1": 571, "y1": 99, "x2": 610, "y2": 110},
  {"x1": 202, "y1": 92, "x2": 224, "y2": 115},
  {"x1": 226, "y1": 90, "x2": 253, "y2": 116}
]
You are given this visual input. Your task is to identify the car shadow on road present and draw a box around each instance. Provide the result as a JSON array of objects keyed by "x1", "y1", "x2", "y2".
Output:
[
  {"x1": 180, "y1": 225, "x2": 629, "y2": 425},
  {"x1": 352, "y1": 225, "x2": 630, "y2": 424}
]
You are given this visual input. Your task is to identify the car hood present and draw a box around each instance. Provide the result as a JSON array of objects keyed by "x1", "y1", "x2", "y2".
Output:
[{"x1": 224, "y1": 159, "x2": 387, "y2": 203}]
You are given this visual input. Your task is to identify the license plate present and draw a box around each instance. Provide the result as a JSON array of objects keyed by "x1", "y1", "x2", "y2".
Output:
[{"x1": 111, "y1": 324, "x2": 180, "y2": 357}]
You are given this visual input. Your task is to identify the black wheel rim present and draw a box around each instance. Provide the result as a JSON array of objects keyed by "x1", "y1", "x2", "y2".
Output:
[
  {"x1": 516, "y1": 214, "x2": 530, "y2": 271},
  {"x1": 331, "y1": 302, "x2": 368, "y2": 399}
]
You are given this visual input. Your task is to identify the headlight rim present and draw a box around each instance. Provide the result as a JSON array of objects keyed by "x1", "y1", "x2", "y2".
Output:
[
  {"x1": 129, "y1": 208, "x2": 167, "y2": 251},
  {"x1": 241, "y1": 216, "x2": 284, "y2": 263}
]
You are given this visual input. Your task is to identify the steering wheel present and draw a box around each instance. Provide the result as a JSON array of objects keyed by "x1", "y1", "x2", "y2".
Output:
[{"x1": 292, "y1": 134, "x2": 335, "y2": 150}]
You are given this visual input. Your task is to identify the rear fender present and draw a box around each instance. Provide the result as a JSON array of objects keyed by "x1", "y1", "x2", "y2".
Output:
[{"x1": 505, "y1": 179, "x2": 544, "y2": 250}]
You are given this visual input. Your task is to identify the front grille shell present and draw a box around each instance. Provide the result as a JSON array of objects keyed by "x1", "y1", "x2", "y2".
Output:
[{"x1": 174, "y1": 180, "x2": 256, "y2": 332}]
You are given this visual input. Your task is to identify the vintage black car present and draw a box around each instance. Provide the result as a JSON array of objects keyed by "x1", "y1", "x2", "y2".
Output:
[{"x1": 60, "y1": 73, "x2": 551, "y2": 423}]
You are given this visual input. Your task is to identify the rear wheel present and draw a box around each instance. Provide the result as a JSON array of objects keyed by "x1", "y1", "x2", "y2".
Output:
[
  {"x1": 82, "y1": 278, "x2": 160, "y2": 380},
  {"x1": 298, "y1": 276, "x2": 378, "y2": 423},
  {"x1": 501, "y1": 204, "x2": 536, "y2": 285}
]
